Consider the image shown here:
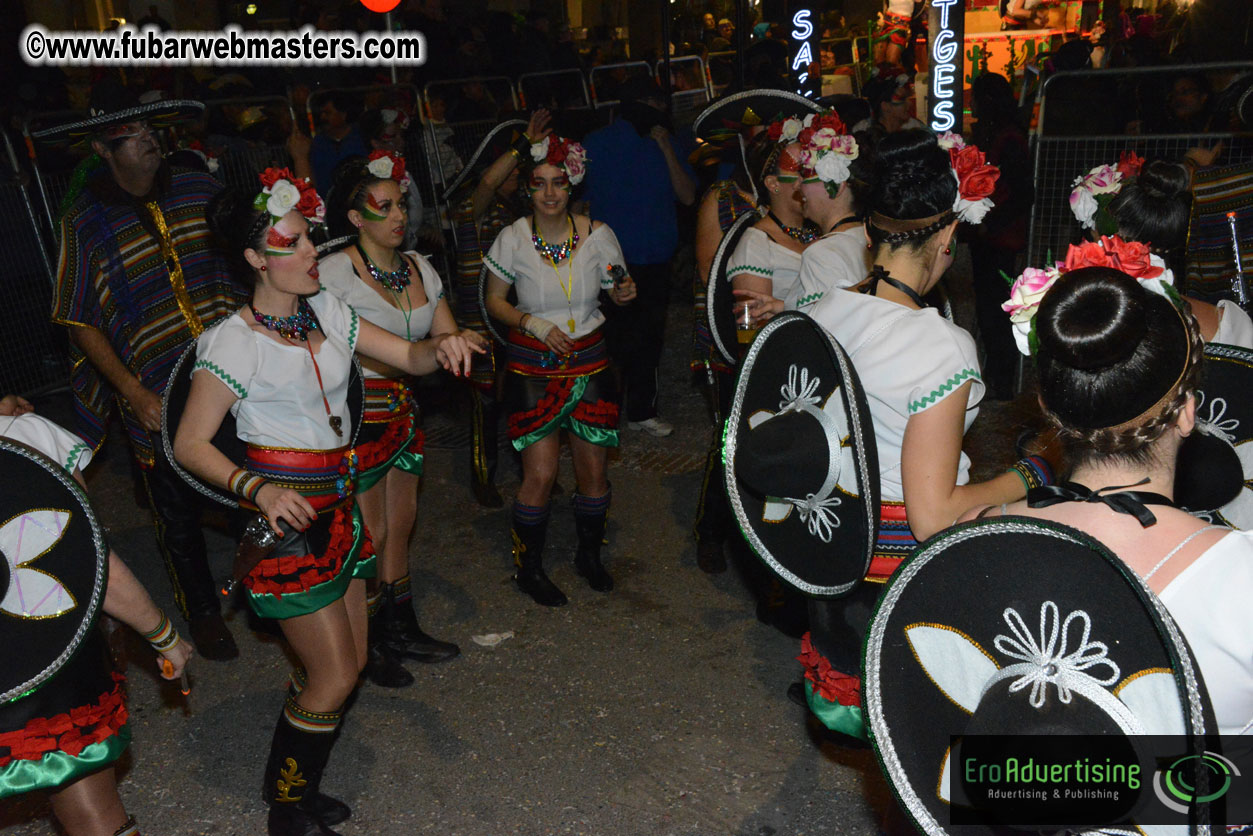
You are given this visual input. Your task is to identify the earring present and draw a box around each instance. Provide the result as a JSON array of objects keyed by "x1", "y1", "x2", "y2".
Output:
[
  {"x1": 259, "y1": 265, "x2": 267, "y2": 272},
  {"x1": 772, "y1": 187, "x2": 779, "y2": 194},
  {"x1": 355, "y1": 222, "x2": 362, "y2": 228},
  {"x1": 944, "y1": 245, "x2": 952, "y2": 256}
]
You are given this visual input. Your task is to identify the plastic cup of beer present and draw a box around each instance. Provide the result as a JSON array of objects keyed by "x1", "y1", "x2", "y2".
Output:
[{"x1": 736, "y1": 302, "x2": 758, "y2": 345}]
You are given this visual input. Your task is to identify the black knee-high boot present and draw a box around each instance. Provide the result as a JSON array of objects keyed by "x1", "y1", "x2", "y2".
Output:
[
  {"x1": 572, "y1": 491, "x2": 613, "y2": 592},
  {"x1": 362, "y1": 589, "x2": 414, "y2": 688},
  {"x1": 262, "y1": 698, "x2": 349, "y2": 835},
  {"x1": 378, "y1": 575, "x2": 460, "y2": 663},
  {"x1": 512, "y1": 501, "x2": 566, "y2": 606}
]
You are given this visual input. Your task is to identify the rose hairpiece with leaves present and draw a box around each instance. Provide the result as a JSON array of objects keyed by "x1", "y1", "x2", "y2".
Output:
[
  {"x1": 795, "y1": 111, "x2": 859, "y2": 197},
  {"x1": 530, "y1": 135, "x2": 588, "y2": 185},
  {"x1": 1003, "y1": 234, "x2": 1175, "y2": 355},
  {"x1": 253, "y1": 167, "x2": 326, "y2": 227},
  {"x1": 1069, "y1": 151, "x2": 1145, "y2": 233},
  {"x1": 366, "y1": 149, "x2": 413, "y2": 193},
  {"x1": 937, "y1": 132, "x2": 1000, "y2": 225}
]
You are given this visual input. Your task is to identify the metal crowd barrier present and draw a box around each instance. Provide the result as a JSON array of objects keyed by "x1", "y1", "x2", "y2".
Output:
[
  {"x1": 518, "y1": 68, "x2": 591, "y2": 111},
  {"x1": 1027, "y1": 62, "x2": 1253, "y2": 273},
  {"x1": 420, "y1": 77, "x2": 518, "y2": 126},
  {"x1": 0, "y1": 131, "x2": 67, "y2": 395},
  {"x1": 658, "y1": 55, "x2": 711, "y2": 128},
  {"x1": 589, "y1": 61, "x2": 655, "y2": 109},
  {"x1": 306, "y1": 83, "x2": 421, "y2": 137}
]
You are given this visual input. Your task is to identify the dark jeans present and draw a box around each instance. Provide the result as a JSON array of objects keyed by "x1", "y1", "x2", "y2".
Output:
[
  {"x1": 140, "y1": 438, "x2": 221, "y2": 622},
  {"x1": 603, "y1": 261, "x2": 672, "y2": 423}
]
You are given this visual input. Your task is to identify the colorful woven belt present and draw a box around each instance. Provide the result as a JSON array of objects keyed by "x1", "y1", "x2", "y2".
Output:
[
  {"x1": 866, "y1": 500, "x2": 915, "y2": 582},
  {"x1": 243, "y1": 445, "x2": 358, "y2": 513},
  {"x1": 362, "y1": 377, "x2": 415, "y2": 424},
  {"x1": 506, "y1": 329, "x2": 608, "y2": 378}
]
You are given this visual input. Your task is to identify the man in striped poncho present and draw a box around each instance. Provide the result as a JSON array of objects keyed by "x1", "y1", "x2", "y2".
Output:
[{"x1": 43, "y1": 84, "x2": 245, "y2": 660}]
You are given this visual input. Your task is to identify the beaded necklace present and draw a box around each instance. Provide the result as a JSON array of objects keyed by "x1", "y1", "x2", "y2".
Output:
[
  {"x1": 356, "y1": 242, "x2": 412, "y2": 291},
  {"x1": 250, "y1": 299, "x2": 320, "y2": 341},
  {"x1": 250, "y1": 300, "x2": 343, "y2": 438},
  {"x1": 532, "y1": 215, "x2": 579, "y2": 334},
  {"x1": 531, "y1": 214, "x2": 579, "y2": 263},
  {"x1": 768, "y1": 211, "x2": 818, "y2": 244}
]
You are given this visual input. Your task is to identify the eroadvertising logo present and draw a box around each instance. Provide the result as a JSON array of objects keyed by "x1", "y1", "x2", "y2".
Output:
[
  {"x1": 359, "y1": 0, "x2": 401, "y2": 12},
  {"x1": 951, "y1": 735, "x2": 1251, "y2": 828},
  {"x1": 1153, "y1": 751, "x2": 1239, "y2": 814}
]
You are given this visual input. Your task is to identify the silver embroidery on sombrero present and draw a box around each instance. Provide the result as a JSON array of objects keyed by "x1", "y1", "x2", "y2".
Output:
[
  {"x1": 761, "y1": 364, "x2": 846, "y2": 543},
  {"x1": 1195, "y1": 391, "x2": 1238, "y2": 443},
  {"x1": 981, "y1": 602, "x2": 1145, "y2": 735},
  {"x1": 778, "y1": 364, "x2": 821, "y2": 413}
]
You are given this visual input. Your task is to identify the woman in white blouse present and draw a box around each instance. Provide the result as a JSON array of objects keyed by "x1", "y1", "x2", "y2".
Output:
[
  {"x1": 174, "y1": 171, "x2": 480, "y2": 836},
  {"x1": 321, "y1": 153, "x2": 462, "y2": 688},
  {"x1": 725, "y1": 132, "x2": 811, "y2": 320},
  {"x1": 483, "y1": 135, "x2": 636, "y2": 607},
  {"x1": 964, "y1": 267, "x2": 1253, "y2": 736}
]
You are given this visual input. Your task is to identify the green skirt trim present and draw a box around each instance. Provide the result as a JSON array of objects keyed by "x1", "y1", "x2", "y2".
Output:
[
  {"x1": 512, "y1": 376, "x2": 587, "y2": 451},
  {"x1": 567, "y1": 420, "x2": 619, "y2": 448},
  {"x1": 804, "y1": 680, "x2": 867, "y2": 740},
  {"x1": 248, "y1": 504, "x2": 373, "y2": 620},
  {"x1": 392, "y1": 450, "x2": 424, "y2": 476},
  {"x1": 356, "y1": 423, "x2": 423, "y2": 491},
  {"x1": 0, "y1": 726, "x2": 131, "y2": 799}
]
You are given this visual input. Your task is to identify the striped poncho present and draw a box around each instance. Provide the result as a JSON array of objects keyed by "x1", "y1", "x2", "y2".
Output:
[{"x1": 51, "y1": 167, "x2": 244, "y2": 466}]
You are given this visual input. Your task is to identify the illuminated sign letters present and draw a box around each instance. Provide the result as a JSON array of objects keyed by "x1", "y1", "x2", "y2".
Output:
[
  {"x1": 928, "y1": 0, "x2": 965, "y2": 132},
  {"x1": 791, "y1": 7, "x2": 818, "y2": 98}
]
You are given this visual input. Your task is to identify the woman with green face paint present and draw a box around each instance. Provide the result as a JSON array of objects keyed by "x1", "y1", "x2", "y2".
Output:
[
  {"x1": 319, "y1": 152, "x2": 472, "y2": 688},
  {"x1": 483, "y1": 135, "x2": 638, "y2": 607},
  {"x1": 174, "y1": 168, "x2": 483, "y2": 835}
]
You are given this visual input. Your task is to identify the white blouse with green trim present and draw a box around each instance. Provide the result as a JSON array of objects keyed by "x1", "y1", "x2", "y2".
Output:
[
  {"x1": 726, "y1": 226, "x2": 803, "y2": 309},
  {"x1": 810, "y1": 288, "x2": 984, "y2": 502},
  {"x1": 0, "y1": 413, "x2": 93, "y2": 474},
  {"x1": 191, "y1": 291, "x2": 359, "y2": 451}
]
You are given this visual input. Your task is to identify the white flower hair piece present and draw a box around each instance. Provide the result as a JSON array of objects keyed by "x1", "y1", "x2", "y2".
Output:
[
  {"x1": 253, "y1": 167, "x2": 326, "y2": 226},
  {"x1": 1069, "y1": 164, "x2": 1124, "y2": 230},
  {"x1": 530, "y1": 135, "x2": 551, "y2": 164}
]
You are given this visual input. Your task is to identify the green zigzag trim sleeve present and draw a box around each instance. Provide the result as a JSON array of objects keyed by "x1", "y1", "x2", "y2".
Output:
[
  {"x1": 908, "y1": 368, "x2": 981, "y2": 415},
  {"x1": 193, "y1": 359, "x2": 247, "y2": 399}
]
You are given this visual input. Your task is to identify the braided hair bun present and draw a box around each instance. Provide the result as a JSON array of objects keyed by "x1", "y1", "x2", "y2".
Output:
[
  {"x1": 1035, "y1": 266, "x2": 1201, "y2": 462},
  {"x1": 1108, "y1": 160, "x2": 1191, "y2": 251}
]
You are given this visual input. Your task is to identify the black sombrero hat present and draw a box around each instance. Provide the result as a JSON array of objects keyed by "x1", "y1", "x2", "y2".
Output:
[
  {"x1": 31, "y1": 78, "x2": 204, "y2": 145},
  {"x1": 0, "y1": 440, "x2": 108, "y2": 704},
  {"x1": 691, "y1": 89, "x2": 824, "y2": 144},
  {"x1": 725, "y1": 311, "x2": 880, "y2": 597},
  {"x1": 476, "y1": 263, "x2": 511, "y2": 348},
  {"x1": 440, "y1": 119, "x2": 528, "y2": 204},
  {"x1": 706, "y1": 209, "x2": 762, "y2": 368},
  {"x1": 864, "y1": 518, "x2": 1216, "y2": 834},
  {"x1": 1175, "y1": 342, "x2": 1253, "y2": 518},
  {"x1": 160, "y1": 340, "x2": 365, "y2": 509}
]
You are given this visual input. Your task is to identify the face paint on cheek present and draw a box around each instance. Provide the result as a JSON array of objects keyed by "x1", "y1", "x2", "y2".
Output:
[
  {"x1": 265, "y1": 227, "x2": 299, "y2": 257},
  {"x1": 361, "y1": 192, "x2": 389, "y2": 222}
]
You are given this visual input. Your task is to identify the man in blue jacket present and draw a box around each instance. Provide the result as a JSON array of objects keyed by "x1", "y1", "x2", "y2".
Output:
[{"x1": 581, "y1": 76, "x2": 697, "y2": 437}]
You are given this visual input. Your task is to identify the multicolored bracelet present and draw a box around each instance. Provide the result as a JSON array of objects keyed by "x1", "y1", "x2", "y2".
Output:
[
  {"x1": 141, "y1": 612, "x2": 181, "y2": 653},
  {"x1": 1007, "y1": 455, "x2": 1054, "y2": 494},
  {"x1": 228, "y1": 468, "x2": 268, "y2": 504}
]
